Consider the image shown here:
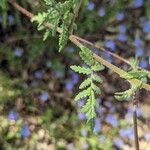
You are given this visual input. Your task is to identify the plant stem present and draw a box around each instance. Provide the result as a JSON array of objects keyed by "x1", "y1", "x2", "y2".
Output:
[
  {"x1": 8, "y1": 0, "x2": 150, "y2": 92},
  {"x1": 132, "y1": 94, "x2": 139, "y2": 150}
]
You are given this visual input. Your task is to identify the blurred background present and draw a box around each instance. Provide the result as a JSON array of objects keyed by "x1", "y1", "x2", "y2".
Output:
[{"x1": 0, "y1": 0, "x2": 150, "y2": 149}]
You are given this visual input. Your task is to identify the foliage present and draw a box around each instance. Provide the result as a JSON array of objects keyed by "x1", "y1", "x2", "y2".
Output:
[
  {"x1": 0, "y1": 0, "x2": 7, "y2": 10},
  {"x1": 31, "y1": 0, "x2": 150, "y2": 124},
  {"x1": 115, "y1": 58, "x2": 150, "y2": 100},
  {"x1": 0, "y1": 73, "x2": 21, "y2": 103},
  {"x1": 31, "y1": 0, "x2": 80, "y2": 52},
  {"x1": 0, "y1": 0, "x2": 150, "y2": 149},
  {"x1": 71, "y1": 45, "x2": 104, "y2": 122}
]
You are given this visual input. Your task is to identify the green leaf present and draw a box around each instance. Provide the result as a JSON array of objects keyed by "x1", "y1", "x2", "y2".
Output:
[
  {"x1": 59, "y1": 11, "x2": 73, "y2": 52},
  {"x1": 44, "y1": 0, "x2": 55, "y2": 5},
  {"x1": 59, "y1": 25, "x2": 69, "y2": 52},
  {"x1": 115, "y1": 80, "x2": 143, "y2": 100},
  {"x1": 74, "y1": 87, "x2": 91, "y2": 101},
  {"x1": 70, "y1": 65, "x2": 92, "y2": 75},
  {"x1": 120, "y1": 72, "x2": 134, "y2": 79},
  {"x1": 79, "y1": 46, "x2": 95, "y2": 66},
  {"x1": 115, "y1": 89, "x2": 133, "y2": 100},
  {"x1": 91, "y1": 74, "x2": 103, "y2": 83},
  {"x1": 91, "y1": 63, "x2": 105, "y2": 71},
  {"x1": 128, "y1": 70, "x2": 148, "y2": 79},
  {"x1": 0, "y1": 0, "x2": 7, "y2": 10},
  {"x1": 31, "y1": 12, "x2": 47, "y2": 26},
  {"x1": 43, "y1": 29, "x2": 51, "y2": 41},
  {"x1": 91, "y1": 84, "x2": 101, "y2": 94},
  {"x1": 129, "y1": 58, "x2": 139, "y2": 69},
  {"x1": 81, "y1": 91, "x2": 96, "y2": 121},
  {"x1": 79, "y1": 78, "x2": 91, "y2": 89},
  {"x1": 71, "y1": 44, "x2": 104, "y2": 122}
]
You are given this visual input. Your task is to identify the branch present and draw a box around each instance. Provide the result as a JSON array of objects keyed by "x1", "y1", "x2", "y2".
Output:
[
  {"x1": 132, "y1": 93, "x2": 139, "y2": 150},
  {"x1": 8, "y1": 0, "x2": 130, "y2": 66},
  {"x1": 9, "y1": 0, "x2": 33, "y2": 18},
  {"x1": 70, "y1": 37, "x2": 150, "y2": 91},
  {"x1": 8, "y1": 0, "x2": 150, "y2": 92}
]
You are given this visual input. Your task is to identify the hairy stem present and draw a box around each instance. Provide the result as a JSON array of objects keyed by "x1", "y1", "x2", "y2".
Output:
[{"x1": 132, "y1": 94, "x2": 139, "y2": 150}]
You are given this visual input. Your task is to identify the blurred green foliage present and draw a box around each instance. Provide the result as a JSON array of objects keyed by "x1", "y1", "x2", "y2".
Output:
[{"x1": 0, "y1": 0, "x2": 149, "y2": 149}]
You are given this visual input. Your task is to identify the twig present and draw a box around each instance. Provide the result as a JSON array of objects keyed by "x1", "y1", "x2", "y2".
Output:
[
  {"x1": 132, "y1": 93, "x2": 139, "y2": 150},
  {"x1": 9, "y1": 0, "x2": 33, "y2": 18},
  {"x1": 8, "y1": 0, "x2": 130, "y2": 66},
  {"x1": 8, "y1": 0, "x2": 150, "y2": 92},
  {"x1": 70, "y1": 36, "x2": 150, "y2": 91}
]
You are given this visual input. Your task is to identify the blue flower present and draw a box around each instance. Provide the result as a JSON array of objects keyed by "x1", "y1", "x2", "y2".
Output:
[
  {"x1": 67, "y1": 46, "x2": 75, "y2": 53},
  {"x1": 133, "y1": 0, "x2": 143, "y2": 8},
  {"x1": 118, "y1": 24, "x2": 127, "y2": 33},
  {"x1": 96, "y1": 107, "x2": 103, "y2": 113},
  {"x1": 77, "y1": 100, "x2": 85, "y2": 108},
  {"x1": 39, "y1": 91, "x2": 49, "y2": 102},
  {"x1": 21, "y1": 125, "x2": 31, "y2": 138},
  {"x1": 113, "y1": 138, "x2": 124, "y2": 149},
  {"x1": 142, "y1": 21, "x2": 150, "y2": 33},
  {"x1": 119, "y1": 128, "x2": 134, "y2": 140},
  {"x1": 98, "y1": 7, "x2": 106, "y2": 17},
  {"x1": 104, "y1": 53, "x2": 113, "y2": 63},
  {"x1": 106, "y1": 114, "x2": 118, "y2": 127},
  {"x1": 139, "y1": 59, "x2": 148, "y2": 68},
  {"x1": 135, "y1": 48, "x2": 144, "y2": 57},
  {"x1": 14, "y1": 47, "x2": 24, "y2": 57},
  {"x1": 134, "y1": 36, "x2": 142, "y2": 48},
  {"x1": 117, "y1": 34, "x2": 127, "y2": 42},
  {"x1": 54, "y1": 70, "x2": 63, "y2": 78},
  {"x1": 8, "y1": 15, "x2": 15, "y2": 25},
  {"x1": 65, "y1": 80, "x2": 74, "y2": 91},
  {"x1": 97, "y1": 97, "x2": 102, "y2": 104},
  {"x1": 46, "y1": 61, "x2": 52, "y2": 68},
  {"x1": 116, "y1": 11, "x2": 125, "y2": 21},
  {"x1": 8, "y1": 110, "x2": 18, "y2": 121},
  {"x1": 127, "y1": 106, "x2": 142, "y2": 117},
  {"x1": 71, "y1": 73, "x2": 79, "y2": 84},
  {"x1": 78, "y1": 112, "x2": 86, "y2": 120},
  {"x1": 104, "y1": 101, "x2": 112, "y2": 108},
  {"x1": 34, "y1": 70, "x2": 43, "y2": 79},
  {"x1": 93, "y1": 118, "x2": 101, "y2": 134},
  {"x1": 104, "y1": 40, "x2": 116, "y2": 51},
  {"x1": 87, "y1": 2, "x2": 95, "y2": 11},
  {"x1": 93, "y1": 48, "x2": 99, "y2": 55}
]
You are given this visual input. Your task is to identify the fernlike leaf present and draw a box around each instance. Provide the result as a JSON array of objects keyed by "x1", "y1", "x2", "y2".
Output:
[
  {"x1": 74, "y1": 87, "x2": 91, "y2": 101},
  {"x1": 79, "y1": 78, "x2": 91, "y2": 89},
  {"x1": 31, "y1": 12, "x2": 47, "y2": 26},
  {"x1": 59, "y1": 11, "x2": 73, "y2": 52},
  {"x1": 43, "y1": 29, "x2": 51, "y2": 41},
  {"x1": 91, "y1": 84, "x2": 101, "y2": 94},
  {"x1": 44, "y1": 0, "x2": 55, "y2": 5},
  {"x1": 70, "y1": 65, "x2": 92, "y2": 75},
  {"x1": 91, "y1": 63, "x2": 105, "y2": 72},
  {"x1": 115, "y1": 80, "x2": 143, "y2": 100},
  {"x1": 115, "y1": 89, "x2": 133, "y2": 100},
  {"x1": 92, "y1": 74, "x2": 103, "y2": 83},
  {"x1": 79, "y1": 45, "x2": 95, "y2": 66},
  {"x1": 81, "y1": 90, "x2": 96, "y2": 121}
]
